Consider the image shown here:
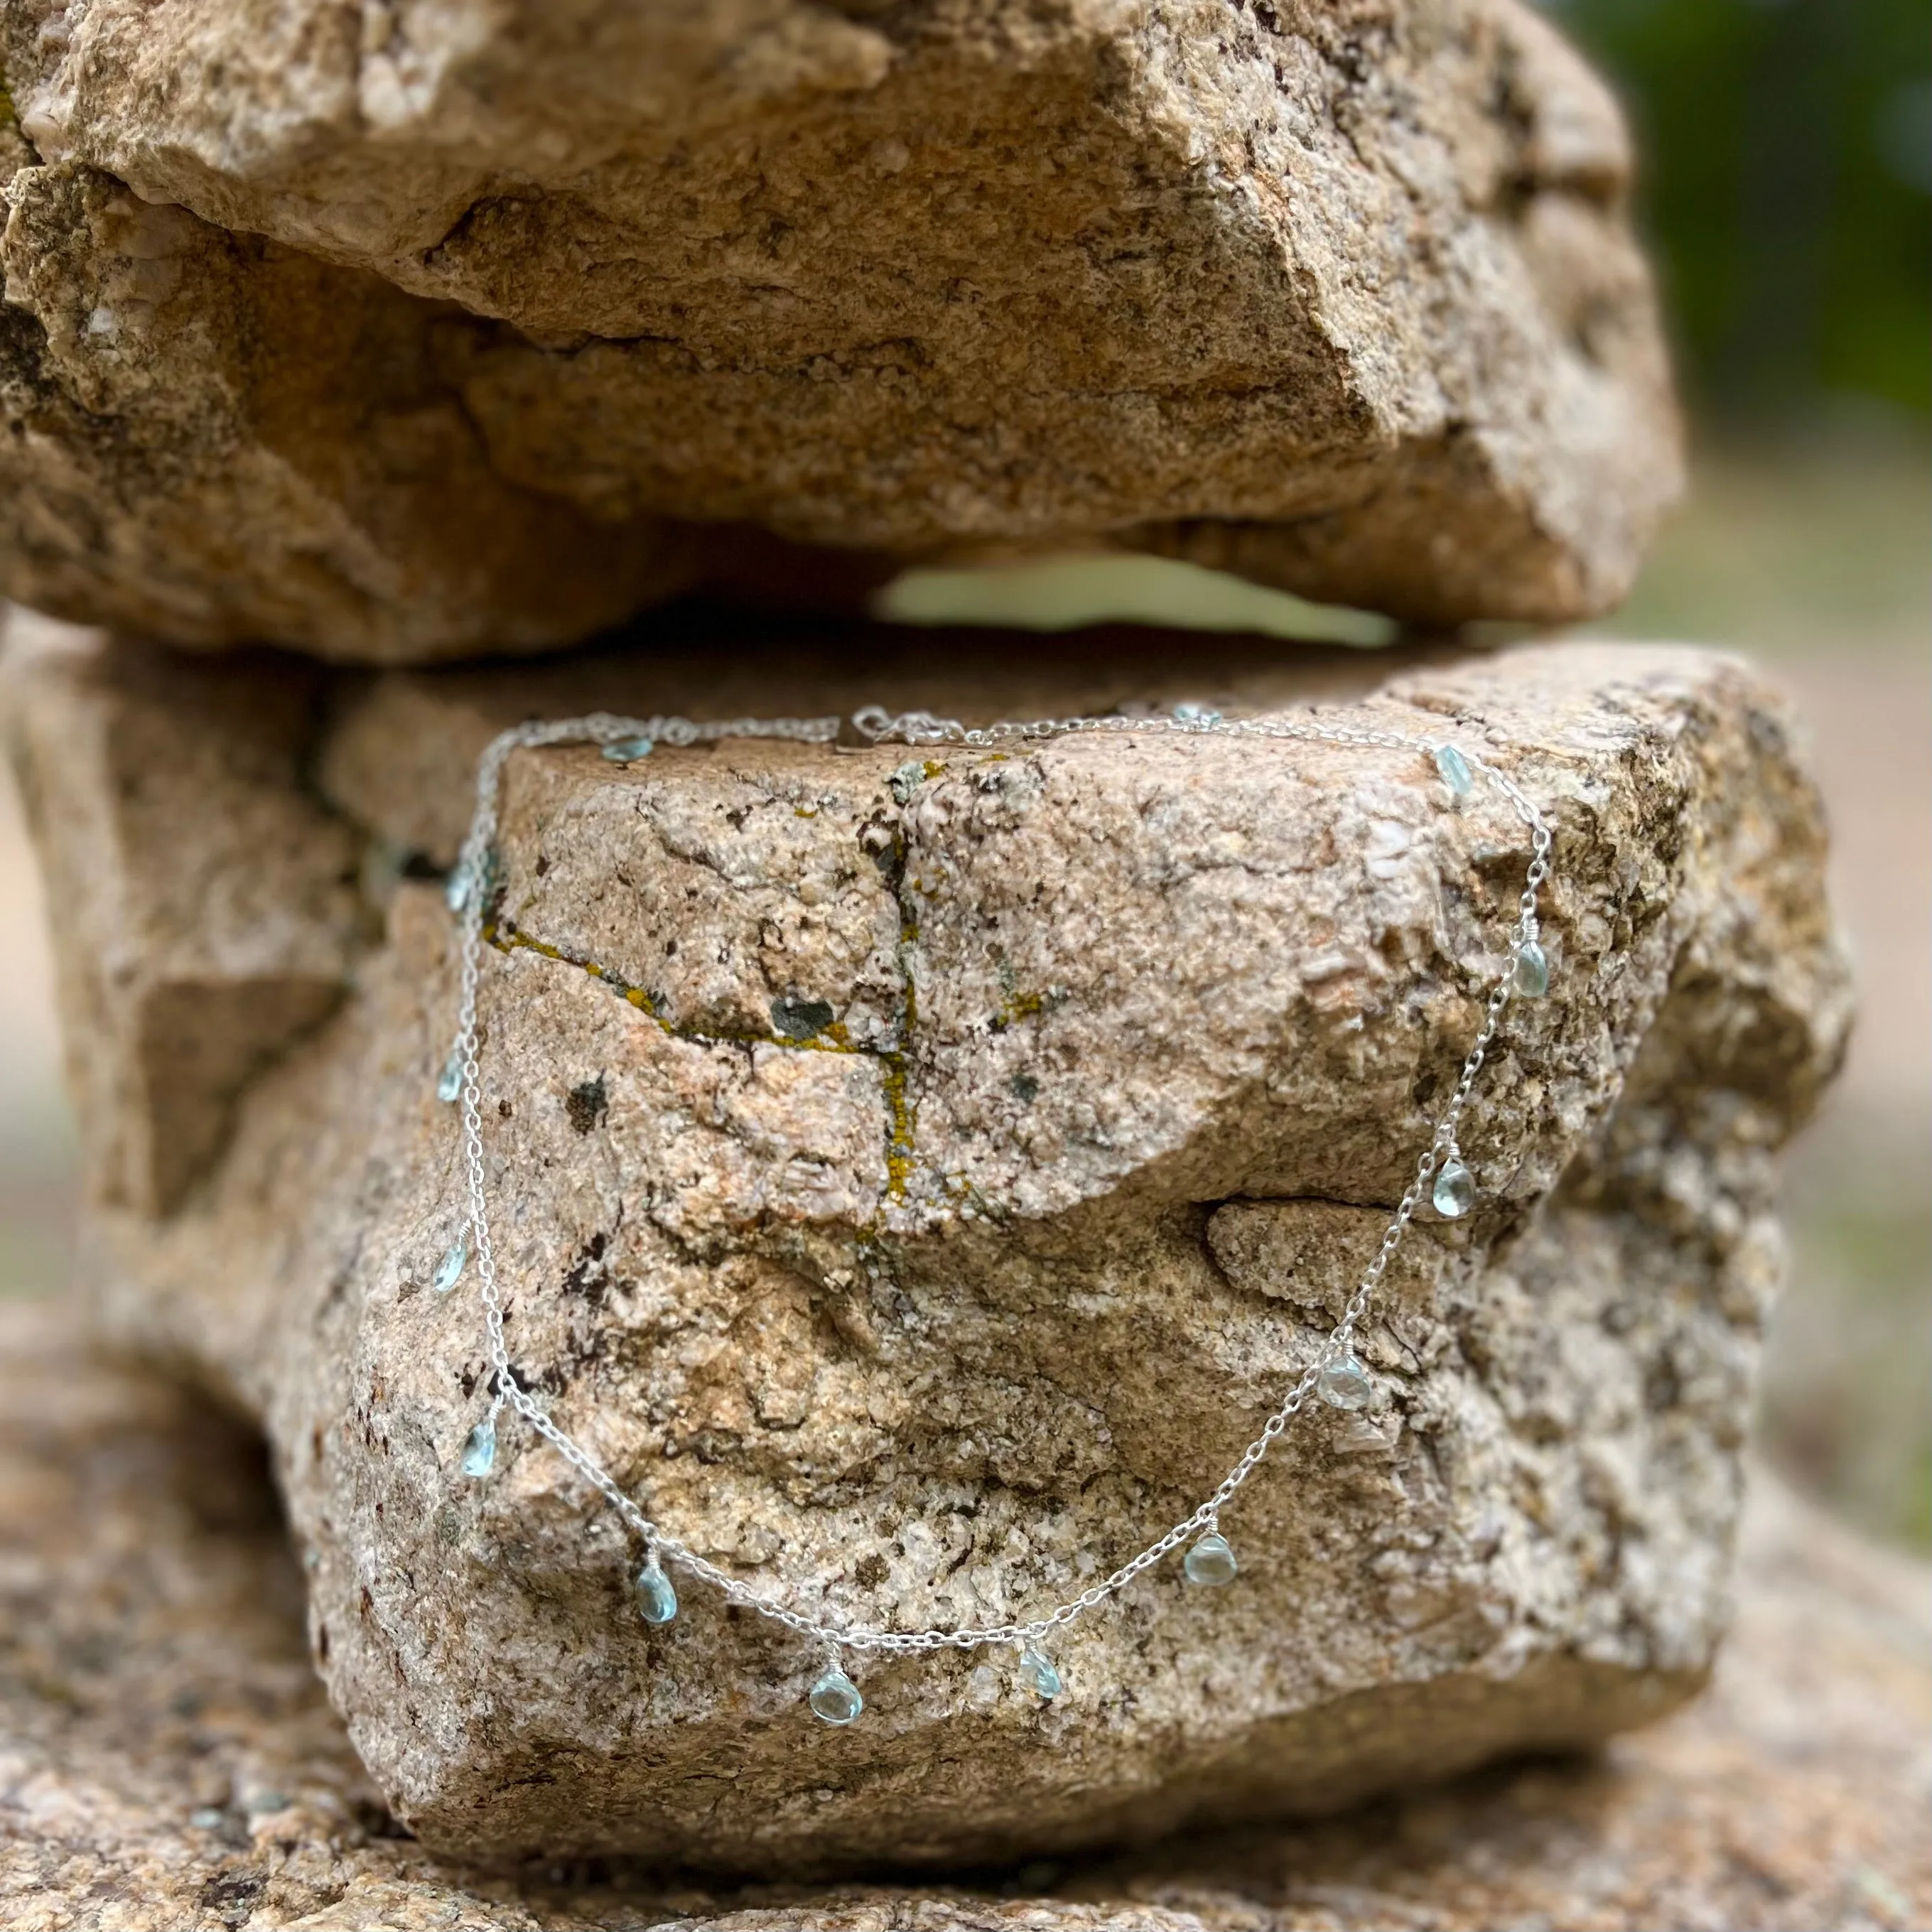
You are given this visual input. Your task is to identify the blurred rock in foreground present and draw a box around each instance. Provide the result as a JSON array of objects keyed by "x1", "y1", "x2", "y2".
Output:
[
  {"x1": 0, "y1": 0, "x2": 1678, "y2": 661},
  {"x1": 0, "y1": 1296, "x2": 1923, "y2": 1930},
  {"x1": 1, "y1": 617, "x2": 1849, "y2": 1872}
]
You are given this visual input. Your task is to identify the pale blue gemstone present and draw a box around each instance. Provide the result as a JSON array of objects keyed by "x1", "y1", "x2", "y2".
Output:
[
  {"x1": 1316, "y1": 1354, "x2": 1374, "y2": 1410},
  {"x1": 1434, "y1": 744, "x2": 1474, "y2": 796},
  {"x1": 1432, "y1": 1160, "x2": 1476, "y2": 1219},
  {"x1": 1514, "y1": 941, "x2": 1550, "y2": 998},
  {"x1": 808, "y1": 1668, "x2": 863, "y2": 1725},
  {"x1": 633, "y1": 1558, "x2": 678, "y2": 1625},
  {"x1": 1184, "y1": 1531, "x2": 1238, "y2": 1587},
  {"x1": 432, "y1": 1238, "x2": 467, "y2": 1293},
  {"x1": 1018, "y1": 1646, "x2": 1062, "y2": 1698},
  {"x1": 436, "y1": 1052, "x2": 463, "y2": 1104},
  {"x1": 600, "y1": 735, "x2": 654, "y2": 764},
  {"x1": 445, "y1": 849, "x2": 502, "y2": 912},
  {"x1": 460, "y1": 1413, "x2": 497, "y2": 1478}
]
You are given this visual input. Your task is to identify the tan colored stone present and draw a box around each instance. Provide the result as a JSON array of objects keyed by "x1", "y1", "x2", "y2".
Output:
[
  {"x1": 1, "y1": 624, "x2": 360, "y2": 1217},
  {"x1": 1, "y1": 1295, "x2": 1925, "y2": 1930},
  {"x1": 0, "y1": 157, "x2": 697, "y2": 662},
  {"x1": 1, "y1": 619, "x2": 1846, "y2": 1872},
  {"x1": 0, "y1": 0, "x2": 1678, "y2": 660}
]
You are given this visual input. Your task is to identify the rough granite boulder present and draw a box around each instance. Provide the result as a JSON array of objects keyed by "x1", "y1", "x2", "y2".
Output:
[
  {"x1": 1, "y1": 615, "x2": 1846, "y2": 1874},
  {"x1": 0, "y1": 0, "x2": 1678, "y2": 660},
  {"x1": 4, "y1": 1293, "x2": 1928, "y2": 1931}
]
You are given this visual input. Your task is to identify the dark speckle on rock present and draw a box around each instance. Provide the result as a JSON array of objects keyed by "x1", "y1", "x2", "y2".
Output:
[
  {"x1": 566, "y1": 1076, "x2": 608, "y2": 1135},
  {"x1": 198, "y1": 1869, "x2": 266, "y2": 1926},
  {"x1": 772, "y1": 995, "x2": 836, "y2": 1040}
]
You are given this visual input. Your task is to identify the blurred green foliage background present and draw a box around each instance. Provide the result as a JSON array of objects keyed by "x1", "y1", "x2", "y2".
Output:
[{"x1": 1550, "y1": 0, "x2": 1928, "y2": 419}]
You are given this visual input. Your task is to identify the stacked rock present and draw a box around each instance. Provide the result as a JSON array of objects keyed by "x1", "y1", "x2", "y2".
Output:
[{"x1": 0, "y1": 0, "x2": 1849, "y2": 1895}]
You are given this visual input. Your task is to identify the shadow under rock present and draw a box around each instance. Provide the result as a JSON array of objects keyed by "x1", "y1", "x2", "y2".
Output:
[{"x1": 320, "y1": 594, "x2": 1464, "y2": 741}]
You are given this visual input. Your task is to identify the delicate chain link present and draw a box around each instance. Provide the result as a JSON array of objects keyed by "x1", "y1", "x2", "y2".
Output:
[{"x1": 446, "y1": 703, "x2": 1553, "y2": 1659}]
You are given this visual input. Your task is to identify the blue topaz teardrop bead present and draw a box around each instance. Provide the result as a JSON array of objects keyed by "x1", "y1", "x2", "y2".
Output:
[
  {"x1": 436, "y1": 1052, "x2": 464, "y2": 1104},
  {"x1": 446, "y1": 848, "x2": 502, "y2": 912},
  {"x1": 807, "y1": 1668, "x2": 863, "y2": 1725},
  {"x1": 1184, "y1": 1531, "x2": 1238, "y2": 1587},
  {"x1": 1432, "y1": 1160, "x2": 1476, "y2": 1219},
  {"x1": 633, "y1": 1558, "x2": 678, "y2": 1625},
  {"x1": 432, "y1": 1237, "x2": 467, "y2": 1293},
  {"x1": 460, "y1": 1413, "x2": 497, "y2": 1478},
  {"x1": 600, "y1": 735, "x2": 654, "y2": 765},
  {"x1": 1316, "y1": 1354, "x2": 1374, "y2": 1410},
  {"x1": 1017, "y1": 1646, "x2": 1062, "y2": 1698},
  {"x1": 1433, "y1": 744, "x2": 1474, "y2": 797},
  {"x1": 1513, "y1": 941, "x2": 1550, "y2": 998}
]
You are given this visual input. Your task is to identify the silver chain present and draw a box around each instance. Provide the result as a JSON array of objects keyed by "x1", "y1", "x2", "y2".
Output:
[{"x1": 446, "y1": 703, "x2": 1553, "y2": 1660}]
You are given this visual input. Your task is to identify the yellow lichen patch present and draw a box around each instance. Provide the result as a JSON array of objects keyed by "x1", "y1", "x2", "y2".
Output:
[
  {"x1": 995, "y1": 988, "x2": 1045, "y2": 1030},
  {"x1": 879, "y1": 1052, "x2": 916, "y2": 1200}
]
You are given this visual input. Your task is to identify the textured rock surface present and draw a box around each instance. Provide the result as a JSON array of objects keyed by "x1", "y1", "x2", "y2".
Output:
[
  {"x1": 0, "y1": 638, "x2": 362, "y2": 1217},
  {"x1": 2, "y1": 1295, "x2": 1926, "y2": 1931},
  {"x1": 2, "y1": 617, "x2": 1847, "y2": 1872},
  {"x1": 0, "y1": 0, "x2": 1678, "y2": 659},
  {"x1": 0, "y1": 133, "x2": 703, "y2": 662}
]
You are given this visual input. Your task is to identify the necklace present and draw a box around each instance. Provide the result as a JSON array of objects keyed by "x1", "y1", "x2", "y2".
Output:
[{"x1": 436, "y1": 701, "x2": 1555, "y2": 1726}]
